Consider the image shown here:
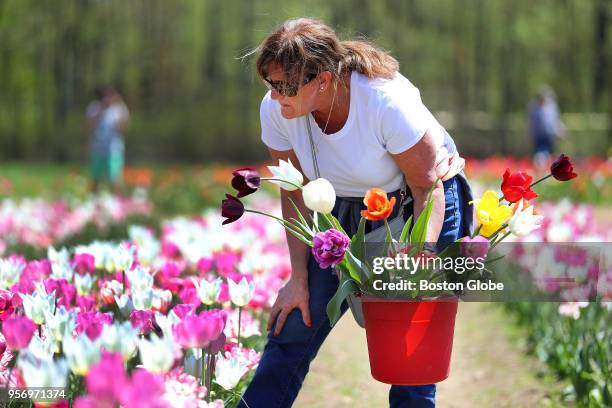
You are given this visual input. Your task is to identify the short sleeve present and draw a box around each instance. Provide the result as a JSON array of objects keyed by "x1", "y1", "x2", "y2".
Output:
[
  {"x1": 260, "y1": 92, "x2": 292, "y2": 151},
  {"x1": 379, "y1": 89, "x2": 431, "y2": 154}
]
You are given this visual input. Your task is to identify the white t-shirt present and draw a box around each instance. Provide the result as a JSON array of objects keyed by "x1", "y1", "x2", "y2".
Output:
[{"x1": 260, "y1": 70, "x2": 448, "y2": 197}]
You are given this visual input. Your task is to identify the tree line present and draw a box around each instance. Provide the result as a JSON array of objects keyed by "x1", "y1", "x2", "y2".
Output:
[{"x1": 0, "y1": 0, "x2": 610, "y2": 162}]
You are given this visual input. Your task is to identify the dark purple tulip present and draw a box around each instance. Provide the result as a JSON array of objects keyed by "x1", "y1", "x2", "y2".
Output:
[
  {"x1": 550, "y1": 154, "x2": 577, "y2": 181},
  {"x1": 221, "y1": 194, "x2": 244, "y2": 225},
  {"x1": 231, "y1": 168, "x2": 261, "y2": 198}
]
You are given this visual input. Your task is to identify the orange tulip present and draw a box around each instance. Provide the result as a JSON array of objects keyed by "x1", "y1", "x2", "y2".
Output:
[{"x1": 360, "y1": 188, "x2": 396, "y2": 221}]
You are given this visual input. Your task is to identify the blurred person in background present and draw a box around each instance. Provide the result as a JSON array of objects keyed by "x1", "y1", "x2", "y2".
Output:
[
  {"x1": 86, "y1": 85, "x2": 130, "y2": 193},
  {"x1": 528, "y1": 85, "x2": 566, "y2": 169}
]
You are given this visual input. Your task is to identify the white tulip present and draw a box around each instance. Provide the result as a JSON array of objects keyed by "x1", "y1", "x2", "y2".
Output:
[
  {"x1": 100, "y1": 322, "x2": 139, "y2": 361},
  {"x1": 47, "y1": 246, "x2": 70, "y2": 265},
  {"x1": 508, "y1": 199, "x2": 544, "y2": 237},
  {"x1": 267, "y1": 158, "x2": 304, "y2": 191},
  {"x1": 112, "y1": 245, "x2": 134, "y2": 272},
  {"x1": 127, "y1": 265, "x2": 154, "y2": 292},
  {"x1": 74, "y1": 273, "x2": 95, "y2": 296},
  {"x1": 26, "y1": 333, "x2": 57, "y2": 359},
  {"x1": 435, "y1": 146, "x2": 465, "y2": 181},
  {"x1": 228, "y1": 277, "x2": 255, "y2": 307},
  {"x1": 154, "y1": 312, "x2": 180, "y2": 340},
  {"x1": 132, "y1": 288, "x2": 154, "y2": 311},
  {"x1": 18, "y1": 351, "x2": 69, "y2": 388},
  {"x1": 302, "y1": 178, "x2": 336, "y2": 214},
  {"x1": 151, "y1": 288, "x2": 172, "y2": 312},
  {"x1": 43, "y1": 306, "x2": 76, "y2": 342},
  {"x1": 51, "y1": 261, "x2": 74, "y2": 282},
  {"x1": 193, "y1": 277, "x2": 222, "y2": 305},
  {"x1": 138, "y1": 334, "x2": 175, "y2": 374},
  {"x1": 21, "y1": 285, "x2": 55, "y2": 325},
  {"x1": 114, "y1": 294, "x2": 134, "y2": 317},
  {"x1": 214, "y1": 353, "x2": 249, "y2": 390},
  {"x1": 63, "y1": 334, "x2": 102, "y2": 376},
  {"x1": 0, "y1": 257, "x2": 25, "y2": 289}
]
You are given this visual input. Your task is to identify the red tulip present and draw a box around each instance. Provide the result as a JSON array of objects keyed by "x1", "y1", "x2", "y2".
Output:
[
  {"x1": 501, "y1": 169, "x2": 538, "y2": 203},
  {"x1": 221, "y1": 194, "x2": 244, "y2": 225},
  {"x1": 550, "y1": 154, "x2": 577, "y2": 181},
  {"x1": 231, "y1": 168, "x2": 261, "y2": 197}
]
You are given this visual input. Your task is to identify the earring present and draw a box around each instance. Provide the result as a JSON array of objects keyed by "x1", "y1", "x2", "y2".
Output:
[{"x1": 320, "y1": 86, "x2": 324, "y2": 92}]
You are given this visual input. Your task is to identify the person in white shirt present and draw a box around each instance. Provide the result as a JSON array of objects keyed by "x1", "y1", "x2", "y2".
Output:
[{"x1": 239, "y1": 18, "x2": 473, "y2": 408}]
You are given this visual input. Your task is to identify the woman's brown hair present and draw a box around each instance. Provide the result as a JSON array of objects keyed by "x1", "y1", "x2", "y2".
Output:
[{"x1": 254, "y1": 18, "x2": 399, "y2": 87}]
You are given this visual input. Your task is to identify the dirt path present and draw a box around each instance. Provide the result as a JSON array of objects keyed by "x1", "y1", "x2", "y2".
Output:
[{"x1": 295, "y1": 302, "x2": 565, "y2": 408}]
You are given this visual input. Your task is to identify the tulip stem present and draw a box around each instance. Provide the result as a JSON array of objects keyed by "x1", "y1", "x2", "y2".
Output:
[
  {"x1": 529, "y1": 173, "x2": 553, "y2": 189},
  {"x1": 490, "y1": 231, "x2": 511, "y2": 250},
  {"x1": 488, "y1": 224, "x2": 508, "y2": 241},
  {"x1": 237, "y1": 307, "x2": 242, "y2": 347},
  {"x1": 471, "y1": 224, "x2": 483, "y2": 238},
  {"x1": 260, "y1": 177, "x2": 303, "y2": 191},
  {"x1": 200, "y1": 349, "x2": 205, "y2": 387}
]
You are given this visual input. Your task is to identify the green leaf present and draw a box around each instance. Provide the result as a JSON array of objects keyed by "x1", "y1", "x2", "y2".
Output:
[
  {"x1": 278, "y1": 220, "x2": 312, "y2": 246},
  {"x1": 316, "y1": 211, "x2": 335, "y2": 232},
  {"x1": 326, "y1": 277, "x2": 359, "y2": 326},
  {"x1": 288, "y1": 197, "x2": 312, "y2": 233},
  {"x1": 328, "y1": 215, "x2": 347, "y2": 235},
  {"x1": 399, "y1": 215, "x2": 413, "y2": 243},
  {"x1": 288, "y1": 217, "x2": 313, "y2": 239},
  {"x1": 410, "y1": 187, "x2": 435, "y2": 249},
  {"x1": 350, "y1": 217, "x2": 366, "y2": 260}
]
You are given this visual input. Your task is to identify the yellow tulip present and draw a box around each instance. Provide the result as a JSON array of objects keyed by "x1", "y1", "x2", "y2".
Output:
[{"x1": 472, "y1": 191, "x2": 513, "y2": 237}]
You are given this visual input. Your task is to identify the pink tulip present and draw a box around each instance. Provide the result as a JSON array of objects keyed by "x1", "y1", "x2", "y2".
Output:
[
  {"x1": 0, "y1": 289, "x2": 16, "y2": 321},
  {"x1": 76, "y1": 311, "x2": 113, "y2": 340},
  {"x1": 85, "y1": 352, "x2": 128, "y2": 403},
  {"x1": 72, "y1": 253, "x2": 96, "y2": 274},
  {"x1": 196, "y1": 256, "x2": 214, "y2": 274},
  {"x1": 130, "y1": 310, "x2": 156, "y2": 335},
  {"x1": 171, "y1": 304, "x2": 196, "y2": 319},
  {"x1": 3, "y1": 316, "x2": 36, "y2": 350},
  {"x1": 76, "y1": 295, "x2": 97, "y2": 312},
  {"x1": 161, "y1": 240, "x2": 180, "y2": 258},
  {"x1": 460, "y1": 235, "x2": 490, "y2": 261},
  {"x1": 178, "y1": 287, "x2": 199, "y2": 305},
  {"x1": 44, "y1": 278, "x2": 76, "y2": 309},
  {"x1": 172, "y1": 310, "x2": 227, "y2": 349},
  {"x1": 119, "y1": 368, "x2": 168, "y2": 408}
]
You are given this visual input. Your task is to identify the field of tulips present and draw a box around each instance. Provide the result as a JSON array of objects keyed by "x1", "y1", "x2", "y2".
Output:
[
  {"x1": 0, "y1": 156, "x2": 610, "y2": 407},
  {"x1": 498, "y1": 199, "x2": 611, "y2": 407},
  {"x1": 0, "y1": 198, "x2": 289, "y2": 407}
]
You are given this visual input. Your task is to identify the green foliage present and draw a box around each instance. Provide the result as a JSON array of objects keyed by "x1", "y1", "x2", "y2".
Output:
[
  {"x1": 503, "y1": 302, "x2": 611, "y2": 407},
  {"x1": 0, "y1": 0, "x2": 610, "y2": 161}
]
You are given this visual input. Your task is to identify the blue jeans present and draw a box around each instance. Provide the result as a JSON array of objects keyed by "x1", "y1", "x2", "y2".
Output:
[{"x1": 239, "y1": 176, "x2": 470, "y2": 408}]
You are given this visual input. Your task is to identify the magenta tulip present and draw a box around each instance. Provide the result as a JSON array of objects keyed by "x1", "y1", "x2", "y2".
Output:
[{"x1": 3, "y1": 316, "x2": 36, "y2": 350}]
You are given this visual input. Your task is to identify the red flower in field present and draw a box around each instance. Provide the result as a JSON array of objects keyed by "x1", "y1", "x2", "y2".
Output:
[
  {"x1": 550, "y1": 154, "x2": 578, "y2": 181},
  {"x1": 501, "y1": 169, "x2": 538, "y2": 203}
]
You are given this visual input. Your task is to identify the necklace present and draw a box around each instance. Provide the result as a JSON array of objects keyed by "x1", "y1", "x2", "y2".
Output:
[{"x1": 310, "y1": 83, "x2": 341, "y2": 154}]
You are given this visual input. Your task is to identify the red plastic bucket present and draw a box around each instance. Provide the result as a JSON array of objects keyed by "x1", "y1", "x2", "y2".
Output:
[{"x1": 361, "y1": 296, "x2": 459, "y2": 385}]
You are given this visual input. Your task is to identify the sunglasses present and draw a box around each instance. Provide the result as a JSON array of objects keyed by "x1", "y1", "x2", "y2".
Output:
[{"x1": 263, "y1": 73, "x2": 317, "y2": 97}]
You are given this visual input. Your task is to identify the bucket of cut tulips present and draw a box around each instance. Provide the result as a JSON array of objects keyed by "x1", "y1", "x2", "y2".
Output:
[{"x1": 221, "y1": 153, "x2": 577, "y2": 385}]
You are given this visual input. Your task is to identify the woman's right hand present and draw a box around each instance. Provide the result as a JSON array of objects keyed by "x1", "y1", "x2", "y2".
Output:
[{"x1": 267, "y1": 276, "x2": 312, "y2": 336}]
